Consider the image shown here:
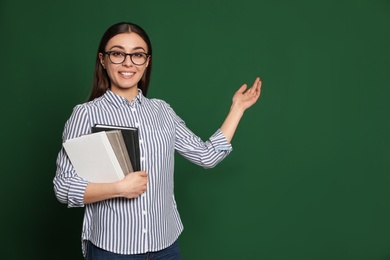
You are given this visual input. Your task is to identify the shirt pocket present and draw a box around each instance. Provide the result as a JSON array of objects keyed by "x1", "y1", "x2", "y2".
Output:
[{"x1": 143, "y1": 124, "x2": 175, "y2": 157}]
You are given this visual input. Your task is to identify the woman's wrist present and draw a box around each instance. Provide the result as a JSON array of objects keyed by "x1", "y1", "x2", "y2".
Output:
[{"x1": 229, "y1": 102, "x2": 245, "y2": 118}]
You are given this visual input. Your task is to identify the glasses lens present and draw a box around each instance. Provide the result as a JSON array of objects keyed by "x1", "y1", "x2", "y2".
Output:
[
  {"x1": 109, "y1": 51, "x2": 125, "y2": 64},
  {"x1": 107, "y1": 51, "x2": 148, "y2": 65},
  {"x1": 131, "y1": 53, "x2": 147, "y2": 65}
]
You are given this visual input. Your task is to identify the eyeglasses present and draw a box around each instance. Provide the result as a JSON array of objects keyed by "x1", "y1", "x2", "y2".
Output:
[{"x1": 104, "y1": 51, "x2": 150, "y2": 65}]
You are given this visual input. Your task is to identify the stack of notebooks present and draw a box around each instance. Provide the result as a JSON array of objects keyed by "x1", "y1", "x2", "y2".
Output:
[{"x1": 63, "y1": 124, "x2": 140, "y2": 183}]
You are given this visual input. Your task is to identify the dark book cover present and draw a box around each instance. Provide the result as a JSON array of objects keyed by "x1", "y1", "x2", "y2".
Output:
[{"x1": 91, "y1": 124, "x2": 141, "y2": 171}]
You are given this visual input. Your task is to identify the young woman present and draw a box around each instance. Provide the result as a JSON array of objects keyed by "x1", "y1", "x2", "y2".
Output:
[{"x1": 54, "y1": 22, "x2": 262, "y2": 259}]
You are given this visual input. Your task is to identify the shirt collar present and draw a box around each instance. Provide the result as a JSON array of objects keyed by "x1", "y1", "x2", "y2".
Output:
[{"x1": 103, "y1": 89, "x2": 145, "y2": 108}]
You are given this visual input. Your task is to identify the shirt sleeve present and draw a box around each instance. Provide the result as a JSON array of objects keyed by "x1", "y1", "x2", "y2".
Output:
[
  {"x1": 168, "y1": 105, "x2": 233, "y2": 169},
  {"x1": 53, "y1": 105, "x2": 91, "y2": 208},
  {"x1": 209, "y1": 128, "x2": 233, "y2": 152}
]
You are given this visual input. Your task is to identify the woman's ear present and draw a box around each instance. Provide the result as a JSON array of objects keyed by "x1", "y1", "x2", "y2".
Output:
[
  {"x1": 145, "y1": 56, "x2": 150, "y2": 68},
  {"x1": 99, "y1": 53, "x2": 105, "y2": 69}
]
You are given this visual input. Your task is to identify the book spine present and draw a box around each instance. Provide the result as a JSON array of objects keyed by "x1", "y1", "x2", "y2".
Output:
[{"x1": 101, "y1": 134, "x2": 126, "y2": 180}]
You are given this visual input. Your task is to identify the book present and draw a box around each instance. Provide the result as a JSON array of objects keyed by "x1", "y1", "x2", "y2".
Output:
[
  {"x1": 105, "y1": 130, "x2": 133, "y2": 175},
  {"x1": 91, "y1": 124, "x2": 141, "y2": 171},
  {"x1": 63, "y1": 131, "x2": 131, "y2": 183}
]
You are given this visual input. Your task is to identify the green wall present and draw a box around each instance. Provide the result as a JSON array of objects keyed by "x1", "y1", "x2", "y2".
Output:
[{"x1": 1, "y1": 0, "x2": 390, "y2": 259}]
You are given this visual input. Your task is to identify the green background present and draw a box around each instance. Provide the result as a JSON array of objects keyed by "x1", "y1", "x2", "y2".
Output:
[{"x1": 1, "y1": 0, "x2": 390, "y2": 259}]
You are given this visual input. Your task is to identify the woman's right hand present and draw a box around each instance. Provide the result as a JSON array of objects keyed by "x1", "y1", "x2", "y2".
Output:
[{"x1": 117, "y1": 171, "x2": 148, "y2": 199}]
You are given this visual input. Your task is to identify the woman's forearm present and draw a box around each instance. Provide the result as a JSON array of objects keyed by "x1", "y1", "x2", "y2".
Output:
[
  {"x1": 83, "y1": 182, "x2": 122, "y2": 204},
  {"x1": 220, "y1": 104, "x2": 245, "y2": 143},
  {"x1": 83, "y1": 171, "x2": 148, "y2": 204}
]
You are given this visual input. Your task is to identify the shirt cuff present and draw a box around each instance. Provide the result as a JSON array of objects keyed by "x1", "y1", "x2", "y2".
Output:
[
  {"x1": 67, "y1": 176, "x2": 89, "y2": 208},
  {"x1": 209, "y1": 129, "x2": 233, "y2": 152}
]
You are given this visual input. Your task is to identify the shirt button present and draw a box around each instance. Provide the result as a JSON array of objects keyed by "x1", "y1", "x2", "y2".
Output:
[
  {"x1": 135, "y1": 122, "x2": 140, "y2": 127},
  {"x1": 131, "y1": 108, "x2": 136, "y2": 112},
  {"x1": 143, "y1": 229, "x2": 147, "y2": 233},
  {"x1": 142, "y1": 210, "x2": 147, "y2": 215}
]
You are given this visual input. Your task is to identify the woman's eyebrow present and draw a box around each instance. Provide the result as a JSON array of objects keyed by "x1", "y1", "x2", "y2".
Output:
[
  {"x1": 132, "y1": 47, "x2": 147, "y2": 52},
  {"x1": 109, "y1": 45, "x2": 146, "y2": 52},
  {"x1": 109, "y1": 45, "x2": 125, "y2": 50}
]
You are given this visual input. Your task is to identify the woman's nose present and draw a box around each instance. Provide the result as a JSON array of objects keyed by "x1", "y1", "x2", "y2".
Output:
[{"x1": 122, "y1": 54, "x2": 133, "y2": 66}]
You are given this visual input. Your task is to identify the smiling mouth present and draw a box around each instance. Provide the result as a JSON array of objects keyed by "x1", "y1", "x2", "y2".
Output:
[{"x1": 120, "y1": 72, "x2": 134, "y2": 77}]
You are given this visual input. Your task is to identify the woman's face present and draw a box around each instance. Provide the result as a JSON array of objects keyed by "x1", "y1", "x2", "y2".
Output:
[{"x1": 100, "y1": 32, "x2": 149, "y2": 95}]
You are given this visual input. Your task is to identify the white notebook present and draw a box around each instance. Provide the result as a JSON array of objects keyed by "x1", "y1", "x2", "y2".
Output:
[{"x1": 63, "y1": 131, "x2": 129, "y2": 183}]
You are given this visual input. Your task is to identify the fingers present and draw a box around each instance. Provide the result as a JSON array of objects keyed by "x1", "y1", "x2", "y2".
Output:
[
  {"x1": 134, "y1": 172, "x2": 148, "y2": 197},
  {"x1": 251, "y1": 77, "x2": 261, "y2": 91},
  {"x1": 235, "y1": 77, "x2": 262, "y2": 95},
  {"x1": 241, "y1": 78, "x2": 258, "y2": 97},
  {"x1": 130, "y1": 171, "x2": 147, "y2": 177},
  {"x1": 137, "y1": 171, "x2": 148, "y2": 177},
  {"x1": 257, "y1": 77, "x2": 262, "y2": 91},
  {"x1": 236, "y1": 84, "x2": 248, "y2": 94},
  {"x1": 249, "y1": 77, "x2": 262, "y2": 96}
]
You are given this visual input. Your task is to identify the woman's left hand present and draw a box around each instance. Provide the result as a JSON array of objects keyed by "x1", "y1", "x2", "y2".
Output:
[{"x1": 232, "y1": 77, "x2": 262, "y2": 111}]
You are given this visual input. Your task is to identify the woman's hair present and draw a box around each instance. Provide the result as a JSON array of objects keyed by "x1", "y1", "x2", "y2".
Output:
[{"x1": 88, "y1": 22, "x2": 153, "y2": 101}]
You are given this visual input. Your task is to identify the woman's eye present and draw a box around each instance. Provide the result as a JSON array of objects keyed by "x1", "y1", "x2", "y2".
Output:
[
  {"x1": 133, "y1": 52, "x2": 143, "y2": 57},
  {"x1": 112, "y1": 51, "x2": 124, "y2": 57}
]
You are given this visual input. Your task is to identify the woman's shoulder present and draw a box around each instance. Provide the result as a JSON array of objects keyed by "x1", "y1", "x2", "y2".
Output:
[
  {"x1": 70, "y1": 101, "x2": 93, "y2": 112},
  {"x1": 73, "y1": 95, "x2": 106, "y2": 109},
  {"x1": 68, "y1": 97, "x2": 104, "y2": 118},
  {"x1": 144, "y1": 96, "x2": 172, "y2": 109}
]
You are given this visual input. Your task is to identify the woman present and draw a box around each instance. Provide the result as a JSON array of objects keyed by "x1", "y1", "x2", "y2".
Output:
[{"x1": 54, "y1": 22, "x2": 262, "y2": 259}]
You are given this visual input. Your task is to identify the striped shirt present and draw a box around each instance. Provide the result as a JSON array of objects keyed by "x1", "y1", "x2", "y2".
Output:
[{"x1": 53, "y1": 89, "x2": 232, "y2": 256}]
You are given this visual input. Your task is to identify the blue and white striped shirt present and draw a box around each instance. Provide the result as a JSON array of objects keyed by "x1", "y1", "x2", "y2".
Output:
[{"x1": 53, "y1": 89, "x2": 232, "y2": 256}]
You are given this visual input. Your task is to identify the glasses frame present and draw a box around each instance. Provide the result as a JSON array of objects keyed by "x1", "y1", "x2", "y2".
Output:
[{"x1": 104, "y1": 51, "x2": 150, "y2": 66}]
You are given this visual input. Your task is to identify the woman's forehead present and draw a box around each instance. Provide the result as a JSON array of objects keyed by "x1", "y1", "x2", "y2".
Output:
[{"x1": 106, "y1": 32, "x2": 148, "y2": 51}]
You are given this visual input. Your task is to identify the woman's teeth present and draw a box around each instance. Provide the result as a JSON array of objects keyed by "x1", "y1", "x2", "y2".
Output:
[{"x1": 120, "y1": 72, "x2": 134, "y2": 76}]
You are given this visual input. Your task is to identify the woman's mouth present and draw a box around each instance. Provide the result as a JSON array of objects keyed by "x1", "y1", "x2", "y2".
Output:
[{"x1": 120, "y1": 72, "x2": 134, "y2": 77}]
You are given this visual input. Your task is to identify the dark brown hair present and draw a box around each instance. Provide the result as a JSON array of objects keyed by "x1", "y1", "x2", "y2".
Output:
[{"x1": 88, "y1": 22, "x2": 153, "y2": 101}]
